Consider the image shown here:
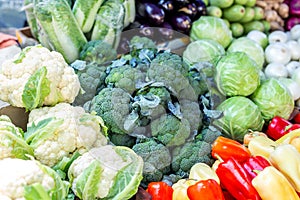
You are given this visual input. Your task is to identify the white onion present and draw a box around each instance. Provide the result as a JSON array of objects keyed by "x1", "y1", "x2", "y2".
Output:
[
  {"x1": 268, "y1": 30, "x2": 289, "y2": 43},
  {"x1": 286, "y1": 61, "x2": 300, "y2": 77},
  {"x1": 265, "y1": 42, "x2": 291, "y2": 65},
  {"x1": 286, "y1": 40, "x2": 300, "y2": 60},
  {"x1": 264, "y1": 62, "x2": 288, "y2": 78}
]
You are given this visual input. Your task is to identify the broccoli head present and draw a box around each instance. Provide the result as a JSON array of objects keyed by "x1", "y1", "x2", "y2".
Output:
[
  {"x1": 196, "y1": 125, "x2": 222, "y2": 144},
  {"x1": 151, "y1": 114, "x2": 190, "y2": 147},
  {"x1": 73, "y1": 62, "x2": 108, "y2": 106},
  {"x1": 147, "y1": 51, "x2": 190, "y2": 97},
  {"x1": 132, "y1": 138, "x2": 171, "y2": 184},
  {"x1": 180, "y1": 99, "x2": 203, "y2": 134},
  {"x1": 89, "y1": 87, "x2": 131, "y2": 134},
  {"x1": 105, "y1": 65, "x2": 146, "y2": 94},
  {"x1": 79, "y1": 40, "x2": 118, "y2": 65},
  {"x1": 171, "y1": 140, "x2": 213, "y2": 177},
  {"x1": 108, "y1": 132, "x2": 137, "y2": 148}
]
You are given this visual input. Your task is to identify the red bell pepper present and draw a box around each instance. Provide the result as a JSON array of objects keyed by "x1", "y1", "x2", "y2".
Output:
[
  {"x1": 146, "y1": 182, "x2": 173, "y2": 200},
  {"x1": 266, "y1": 116, "x2": 292, "y2": 140},
  {"x1": 242, "y1": 155, "x2": 271, "y2": 181},
  {"x1": 187, "y1": 179, "x2": 225, "y2": 200},
  {"x1": 216, "y1": 157, "x2": 261, "y2": 200},
  {"x1": 211, "y1": 136, "x2": 251, "y2": 163},
  {"x1": 292, "y1": 112, "x2": 300, "y2": 124},
  {"x1": 284, "y1": 124, "x2": 300, "y2": 135}
]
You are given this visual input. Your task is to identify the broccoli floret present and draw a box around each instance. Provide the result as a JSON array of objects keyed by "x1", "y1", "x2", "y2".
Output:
[
  {"x1": 79, "y1": 40, "x2": 118, "y2": 65},
  {"x1": 196, "y1": 125, "x2": 222, "y2": 144},
  {"x1": 180, "y1": 99, "x2": 203, "y2": 134},
  {"x1": 132, "y1": 138, "x2": 171, "y2": 184},
  {"x1": 108, "y1": 132, "x2": 136, "y2": 148},
  {"x1": 73, "y1": 62, "x2": 107, "y2": 106},
  {"x1": 89, "y1": 87, "x2": 131, "y2": 134},
  {"x1": 147, "y1": 51, "x2": 190, "y2": 97},
  {"x1": 134, "y1": 85, "x2": 172, "y2": 120},
  {"x1": 129, "y1": 36, "x2": 157, "y2": 50},
  {"x1": 105, "y1": 65, "x2": 146, "y2": 94},
  {"x1": 171, "y1": 140, "x2": 213, "y2": 177},
  {"x1": 151, "y1": 114, "x2": 190, "y2": 147}
]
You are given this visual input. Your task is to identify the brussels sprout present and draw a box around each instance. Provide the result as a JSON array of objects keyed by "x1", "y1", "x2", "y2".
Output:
[
  {"x1": 250, "y1": 78, "x2": 294, "y2": 121},
  {"x1": 190, "y1": 16, "x2": 233, "y2": 48},
  {"x1": 183, "y1": 39, "x2": 225, "y2": 64},
  {"x1": 212, "y1": 96, "x2": 265, "y2": 142},
  {"x1": 227, "y1": 37, "x2": 265, "y2": 70},
  {"x1": 214, "y1": 52, "x2": 260, "y2": 97}
]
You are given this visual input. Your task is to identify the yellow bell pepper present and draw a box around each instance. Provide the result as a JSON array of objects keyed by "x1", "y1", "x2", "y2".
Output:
[
  {"x1": 189, "y1": 162, "x2": 220, "y2": 184},
  {"x1": 252, "y1": 166, "x2": 300, "y2": 200},
  {"x1": 276, "y1": 129, "x2": 300, "y2": 152},
  {"x1": 247, "y1": 135, "x2": 277, "y2": 158},
  {"x1": 269, "y1": 144, "x2": 300, "y2": 192},
  {"x1": 172, "y1": 179, "x2": 197, "y2": 200}
]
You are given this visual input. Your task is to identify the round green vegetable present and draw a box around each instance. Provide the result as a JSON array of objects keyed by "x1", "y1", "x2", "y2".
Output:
[
  {"x1": 227, "y1": 37, "x2": 265, "y2": 69},
  {"x1": 212, "y1": 96, "x2": 265, "y2": 142},
  {"x1": 223, "y1": 4, "x2": 246, "y2": 22},
  {"x1": 250, "y1": 78, "x2": 294, "y2": 121},
  {"x1": 214, "y1": 52, "x2": 260, "y2": 97},
  {"x1": 190, "y1": 16, "x2": 233, "y2": 48},
  {"x1": 183, "y1": 39, "x2": 225, "y2": 64},
  {"x1": 230, "y1": 23, "x2": 244, "y2": 38}
]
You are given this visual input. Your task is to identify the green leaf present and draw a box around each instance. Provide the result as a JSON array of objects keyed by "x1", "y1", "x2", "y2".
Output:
[
  {"x1": 25, "y1": 117, "x2": 63, "y2": 148},
  {"x1": 75, "y1": 161, "x2": 103, "y2": 199},
  {"x1": 22, "y1": 66, "x2": 51, "y2": 111},
  {"x1": 24, "y1": 183, "x2": 52, "y2": 200}
]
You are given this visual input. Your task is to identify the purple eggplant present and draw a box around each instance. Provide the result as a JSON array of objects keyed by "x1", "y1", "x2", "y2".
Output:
[
  {"x1": 174, "y1": 0, "x2": 190, "y2": 8},
  {"x1": 158, "y1": 0, "x2": 175, "y2": 13},
  {"x1": 137, "y1": 2, "x2": 166, "y2": 25},
  {"x1": 194, "y1": 0, "x2": 207, "y2": 17},
  {"x1": 170, "y1": 13, "x2": 192, "y2": 33},
  {"x1": 178, "y1": 2, "x2": 198, "y2": 19}
]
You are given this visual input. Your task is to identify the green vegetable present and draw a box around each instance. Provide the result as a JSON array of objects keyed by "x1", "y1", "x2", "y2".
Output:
[
  {"x1": 253, "y1": 6, "x2": 265, "y2": 21},
  {"x1": 24, "y1": 0, "x2": 39, "y2": 39},
  {"x1": 239, "y1": 6, "x2": 255, "y2": 23},
  {"x1": 250, "y1": 78, "x2": 295, "y2": 121},
  {"x1": 209, "y1": 0, "x2": 234, "y2": 8},
  {"x1": 72, "y1": 0, "x2": 105, "y2": 33},
  {"x1": 22, "y1": 66, "x2": 50, "y2": 111},
  {"x1": 122, "y1": 0, "x2": 136, "y2": 27},
  {"x1": 171, "y1": 139, "x2": 213, "y2": 177},
  {"x1": 151, "y1": 114, "x2": 190, "y2": 147},
  {"x1": 230, "y1": 22, "x2": 244, "y2": 38},
  {"x1": 214, "y1": 52, "x2": 260, "y2": 97},
  {"x1": 190, "y1": 16, "x2": 233, "y2": 48},
  {"x1": 33, "y1": 0, "x2": 87, "y2": 63},
  {"x1": 132, "y1": 138, "x2": 171, "y2": 184},
  {"x1": 243, "y1": 20, "x2": 265, "y2": 34},
  {"x1": 227, "y1": 37, "x2": 265, "y2": 69},
  {"x1": 207, "y1": 6, "x2": 223, "y2": 18},
  {"x1": 0, "y1": 115, "x2": 33, "y2": 160},
  {"x1": 223, "y1": 4, "x2": 246, "y2": 22},
  {"x1": 91, "y1": 0, "x2": 125, "y2": 48},
  {"x1": 68, "y1": 145, "x2": 143, "y2": 200},
  {"x1": 183, "y1": 39, "x2": 225, "y2": 64},
  {"x1": 212, "y1": 96, "x2": 265, "y2": 142}
]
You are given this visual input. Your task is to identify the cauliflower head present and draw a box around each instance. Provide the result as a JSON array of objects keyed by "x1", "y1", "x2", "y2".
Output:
[
  {"x1": 0, "y1": 45, "x2": 81, "y2": 110},
  {"x1": 68, "y1": 145, "x2": 143, "y2": 200},
  {"x1": 0, "y1": 115, "x2": 33, "y2": 160},
  {"x1": 25, "y1": 103, "x2": 108, "y2": 167},
  {"x1": 0, "y1": 158, "x2": 69, "y2": 200}
]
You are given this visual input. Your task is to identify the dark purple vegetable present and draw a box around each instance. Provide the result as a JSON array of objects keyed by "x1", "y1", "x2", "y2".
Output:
[
  {"x1": 158, "y1": 0, "x2": 175, "y2": 13},
  {"x1": 178, "y1": 2, "x2": 198, "y2": 19},
  {"x1": 137, "y1": 2, "x2": 166, "y2": 25},
  {"x1": 194, "y1": 0, "x2": 207, "y2": 17},
  {"x1": 170, "y1": 13, "x2": 192, "y2": 33},
  {"x1": 290, "y1": 0, "x2": 300, "y2": 16},
  {"x1": 285, "y1": 16, "x2": 300, "y2": 30},
  {"x1": 174, "y1": 0, "x2": 190, "y2": 7}
]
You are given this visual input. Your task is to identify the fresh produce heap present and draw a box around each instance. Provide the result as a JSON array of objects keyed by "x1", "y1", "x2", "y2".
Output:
[
  {"x1": 204, "y1": 0, "x2": 269, "y2": 38},
  {"x1": 0, "y1": 45, "x2": 144, "y2": 200},
  {"x1": 146, "y1": 127, "x2": 300, "y2": 200},
  {"x1": 283, "y1": 0, "x2": 300, "y2": 30},
  {"x1": 132, "y1": 0, "x2": 208, "y2": 34},
  {"x1": 24, "y1": 0, "x2": 136, "y2": 63}
]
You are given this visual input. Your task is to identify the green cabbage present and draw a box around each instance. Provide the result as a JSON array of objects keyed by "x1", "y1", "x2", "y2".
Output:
[
  {"x1": 183, "y1": 39, "x2": 225, "y2": 64},
  {"x1": 227, "y1": 37, "x2": 265, "y2": 70},
  {"x1": 212, "y1": 96, "x2": 265, "y2": 142},
  {"x1": 68, "y1": 145, "x2": 143, "y2": 200},
  {"x1": 214, "y1": 52, "x2": 260, "y2": 97},
  {"x1": 190, "y1": 16, "x2": 233, "y2": 48},
  {"x1": 250, "y1": 78, "x2": 294, "y2": 121}
]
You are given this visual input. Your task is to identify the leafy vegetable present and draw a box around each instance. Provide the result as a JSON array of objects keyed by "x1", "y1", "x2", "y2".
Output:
[
  {"x1": 190, "y1": 16, "x2": 233, "y2": 48},
  {"x1": 212, "y1": 96, "x2": 265, "y2": 142},
  {"x1": 250, "y1": 78, "x2": 294, "y2": 121},
  {"x1": 214, "y1": 52, "x2": 260, "y2": 97}
]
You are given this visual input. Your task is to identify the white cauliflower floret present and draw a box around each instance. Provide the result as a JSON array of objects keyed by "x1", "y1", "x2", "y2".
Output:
[
  {"x1": 26, "y1": 103, "x2": 108, "y2": 167},
  {"x1": 0, "y1": 45, "x2": 80, "y2": 110},
  {"x1": 0, "y1": 158, "x2": 67, "y2": 200}
]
